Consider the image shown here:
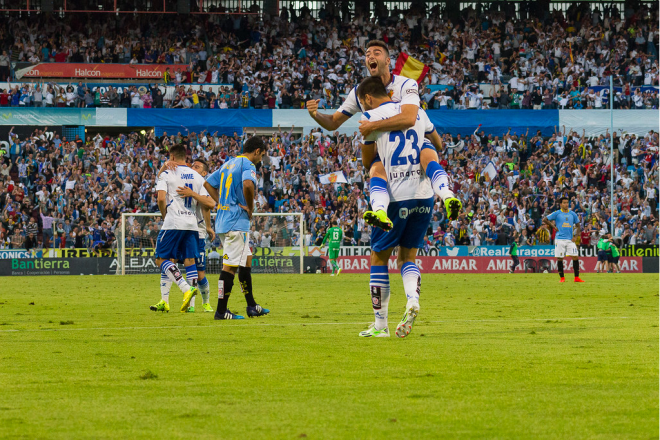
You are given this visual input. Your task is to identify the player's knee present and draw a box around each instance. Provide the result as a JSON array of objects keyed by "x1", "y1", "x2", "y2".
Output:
[{"x1": 420, "y1": 148, "x2": 439, "y2": 169}]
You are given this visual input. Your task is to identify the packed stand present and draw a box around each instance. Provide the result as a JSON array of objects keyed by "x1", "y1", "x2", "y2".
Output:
[
  {"x1": 1, "y1": 2, "x2": 658, "y2": 110},
  {"x1": 0, "y1": 123, "x2": 658, "y2": 253}
]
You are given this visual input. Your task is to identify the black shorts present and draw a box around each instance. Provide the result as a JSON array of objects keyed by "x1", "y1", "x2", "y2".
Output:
[
  {"x1": 597, "y1": 251, "x2": 607, "y2": 262},
  {"x1": 612, "y1": 256, "x2": 620, "y2": 264}
]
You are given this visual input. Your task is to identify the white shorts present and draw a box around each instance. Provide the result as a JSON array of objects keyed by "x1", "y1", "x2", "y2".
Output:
[
  {"x1": 219, "y1": 231, "x2": 252, "y2": 267},
  {"x1": 555, "y1": 239, "x2": 578, "y2": 258}
]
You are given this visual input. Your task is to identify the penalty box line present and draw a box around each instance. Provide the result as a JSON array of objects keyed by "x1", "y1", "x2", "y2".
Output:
[{"x1": 0, "y1": 316, "x2": 631, "y2": 333}]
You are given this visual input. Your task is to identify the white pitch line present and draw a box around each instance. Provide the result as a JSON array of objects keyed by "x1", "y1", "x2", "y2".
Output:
[{"x1": 0, "y1": 316, "x2": 631, "y2": 334}]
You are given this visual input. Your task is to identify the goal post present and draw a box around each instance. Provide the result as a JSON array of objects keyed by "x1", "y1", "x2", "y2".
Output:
[{"x1": 119, "y1": 212, "x2": 305, "y2": 275}]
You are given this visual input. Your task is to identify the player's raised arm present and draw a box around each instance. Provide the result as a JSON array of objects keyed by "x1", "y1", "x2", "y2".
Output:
[{"x1": 306, "y1": 99, "x2": 351, "y2": 131}]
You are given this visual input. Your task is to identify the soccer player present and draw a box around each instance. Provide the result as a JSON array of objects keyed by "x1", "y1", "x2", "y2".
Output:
[
  {"x1": 152, "y1": 144, "x2": 215, "y2": 313},
  {"x1": 306, "y1": 40, "x2": 462, "y2": 229},
  {"x1": 322, "y1": 220, "x2": 343, "y2": 276},
  {"x1": 543, "y1": 197, "x2": 585, "y2": 283},
  {"x1": 205, "y1": 136, "x2": 270, "y2": 320},
  {"x1": 154, "y1": 158, "x2": 216, "y2": 313},
  {"x1": 354, "y1": 77, "x2": 435, "y2": 339},
  {"x1": 509, "y1": 232, "x2": 520, "y2": 273},
  {"x1": 595, "y1": 234, "x2": 610, "y2": 273},
  {"x1": 609, "y1": 238, "x2": 622, "y2": 273}
]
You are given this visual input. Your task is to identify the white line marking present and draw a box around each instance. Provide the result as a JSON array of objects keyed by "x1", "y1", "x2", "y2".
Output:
[{"x1": 0, "y1": 317, "x2": 631, "y2": 333}]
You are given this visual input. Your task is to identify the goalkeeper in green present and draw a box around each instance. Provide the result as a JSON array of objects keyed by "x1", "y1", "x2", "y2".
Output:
[{"x1": 322, "y1": 220, "x2": 343, "y2": 276}]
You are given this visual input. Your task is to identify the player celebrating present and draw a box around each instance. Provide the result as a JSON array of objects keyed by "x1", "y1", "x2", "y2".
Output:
[
  {"x1": 322, "y1": 220, "x2": 343, "y2": 276},
  {"x1": 153, "y1": 144, "x2": 214, "y2": 313},
  {"x1": 152, "y1": 158, "x2": 216, "y2": 313},
  {"x1": 354, "y1": 77, "x2": 436, "y2": 339},
  {"x1": 509, "y1": 232, "x2": 520, "y2": 273},
  {"x1": 205, "y1": 136, "x2": 269, "y2": 320},
  {"x1": 306, "y1": 40, "x2": 462, "y2": 228},
  {"x1": 543, "y1": 197, "x2": 585, "y2": 283}
]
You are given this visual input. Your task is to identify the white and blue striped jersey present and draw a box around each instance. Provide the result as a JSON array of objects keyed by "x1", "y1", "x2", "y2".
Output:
[
  {"x1": 361, "y1": 102, "x2": 435, "y2": 202},
  {"x1": 155, "y1": 166, "x2": 209, "y2": 231}
]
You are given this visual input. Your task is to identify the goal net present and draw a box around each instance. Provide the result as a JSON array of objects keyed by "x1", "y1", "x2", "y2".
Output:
[{"x1": 118, "y1": 212, "x2": 305, "y2": 275}]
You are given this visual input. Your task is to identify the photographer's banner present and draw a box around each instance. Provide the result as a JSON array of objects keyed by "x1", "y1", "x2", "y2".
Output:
[{"x1": 333, "y1": 256, "x2": 644, "y2": 274}]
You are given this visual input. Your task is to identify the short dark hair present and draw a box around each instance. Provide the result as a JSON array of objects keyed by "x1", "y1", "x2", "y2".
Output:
[
  {"x1": 357, "y1": 76, "x2": 389, "y2": 101},
  {"x1": 243, "y1": 136, "x2": 265, "y2": 154},
  {"x1": 194, "y1": 158, "x2": 209, "y2": 172},
  {"x1": 169, "y1": 144, "x2": 187, "y2": 160},
  {"x1": 366, "y1": 40, "x2": 389, "y2": 56},
  {"x1": 559, "y1": 196, "x2": 569, "y2": 204}
]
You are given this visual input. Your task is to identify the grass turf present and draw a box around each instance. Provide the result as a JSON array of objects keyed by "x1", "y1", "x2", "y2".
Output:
[{"x1": 0, "y1": 273, "x2": 657, "y2": 439}]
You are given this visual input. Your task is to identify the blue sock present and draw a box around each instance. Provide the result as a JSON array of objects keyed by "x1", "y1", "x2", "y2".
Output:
[
  {"x1": 369, "y1": 265, "x2": 390, "y2": 330},
  {"x1": 401, "y1": 261, "x2": 421, "y2": 306},
  {"x1": 425, "y1": 161, "x2": 453, "y2": 200},
  {"x1": 198, "y1": 276, "x2": 210, "y2": 303},
  {"x1": 369, "y1": 177, "x2": 390, "y2": 212}
]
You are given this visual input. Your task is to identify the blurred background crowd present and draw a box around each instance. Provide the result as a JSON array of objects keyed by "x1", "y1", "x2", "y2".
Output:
[{"x1": 0, "y1": 123, "x2": 657, "y2": 252}]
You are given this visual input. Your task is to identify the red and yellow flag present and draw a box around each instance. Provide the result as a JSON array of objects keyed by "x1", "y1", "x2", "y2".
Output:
[{"x1": 392, "y1": 52, "x2": 430, "y2": 85}]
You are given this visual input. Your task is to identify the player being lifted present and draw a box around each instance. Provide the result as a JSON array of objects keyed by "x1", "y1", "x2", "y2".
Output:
[
  {"x1": 542, "y1": 197, "x2": 585, "y2": 283},
  {"x1": 205, "y1": 136, "x2": 270, "y2": 320},
  {"x1": 355, "y1": 77, "x2": 437, "y2": 338},
  {"x1": 152, "y1": 158, "x2": 216, "y2": 313},
  {"x1": 322, "y1": 220, "x2": 343, "y2": 276},
  {"x1": 306, "y1": 40, "x2": 462, "y2": 228},
  {"x1": 152, "y1": 144, "x2": 215, "y2": 313}
]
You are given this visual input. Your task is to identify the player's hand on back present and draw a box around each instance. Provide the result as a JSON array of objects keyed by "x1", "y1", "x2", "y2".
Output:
[
  {"x1": 306, "y1": 99, "x2": 320, "y2": 117},
  {"x1": 238, "y1": 203, "x2": 252, "y2": 219},
  {"x1": 359, "y1": 119, "x2": 376, "y2": 138},
  {"x1": 164, "y1": 160, "x2": 178, "y2": 171},
  {"x1": 176, "y1": 186, "x2": 195, "y2": 197}
]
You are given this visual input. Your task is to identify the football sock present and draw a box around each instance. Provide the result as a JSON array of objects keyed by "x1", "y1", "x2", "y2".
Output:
[
  {"x1": 161, "y1": 260, "x2": 191, "y2": 293},
  {"x1": 239, "y1": 267, "x2": 257, "y2": 308},
  {"x1": 573, "y1": 261, "x2": 580, "y2": 278},
  {"x1": 558, "y1": 260, "x2": 564, "y2": 278},
  {"x1": 331, "y1": 259, "x2": 339, "y2": 274},
  {"x1": 185, "y1": 265, "x2": 198, "y2": 307},
  {"x1": 425, "y1": 161, "x2": 455, "y2": 200},
  {"x1": 198, "y1": 276, "x2": 210, "y2": 304},
  {"x1": 369, "y1": 177, "x2": 390, "y2": 213},
  {"x1": 216, "y1": 270, "x2": 235, "y2": 314},
  {"x1": 370, "y1": 265, "x2": 390, "y2": 331},
  {"x1": 160, "y1": 273, "x2": 171, "y2": 303},
  {"x1": 401, "y1": 261, "x2": 421, "y2": 308}
]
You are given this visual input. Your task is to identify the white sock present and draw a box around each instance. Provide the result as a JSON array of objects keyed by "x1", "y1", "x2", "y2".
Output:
[
  {"x1": 426, "y1": 161, "x2": 455, "y2": 200},
  {"x1": 401, "y1": 262, "x2": 421, "y2": 309},
  {"x1": 161, "y1": 261, "x2": 191, "y2": 293},
  {"x1": 160, "y1": 274, "x2": 171, "y2": 303},
  {"x1": 369, "y1": 177, "x2": 390, "y2": 212},
  {"x1": 370, "y1": 265, "x2": 390, "y2": 330}
]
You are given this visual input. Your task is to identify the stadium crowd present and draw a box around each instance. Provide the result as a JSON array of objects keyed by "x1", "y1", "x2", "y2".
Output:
[
  {"x1": 0, "y1": 123, "x2": 658, "y2": 253},
  {"x1": 1, "y1": 2, "x2": 658, "y2": 109}
]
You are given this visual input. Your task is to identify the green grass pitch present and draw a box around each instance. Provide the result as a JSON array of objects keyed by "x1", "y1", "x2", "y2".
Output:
[{"x1": 0, "y1": 273, "x2": 658, "y2": 439}]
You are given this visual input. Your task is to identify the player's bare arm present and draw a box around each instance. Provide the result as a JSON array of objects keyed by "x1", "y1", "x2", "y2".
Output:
[
  {"x1": 157, "y1": 190, "x2": 168, "y2": 220},
  {"x1": 358, "y1": 104, "x2": 418, "y2": 138},
  {"x1": 176, "y1": 185, "x2": 215, "y2": 209},
  {"x1": 203, "y1": 181, "x2": 219, "y2": 203},
  {"x1": 202, "y1": 206, "x2": 215, "y2": 242},
  {"x1": 542, "y1": 218, "x2": 556, "y2": 231},
  {"x1": 241, "y1": 179, "x2": 255, "y2": 219},
  {"x1": 306, "y1": 99, "x2": 350, "y2": 131}
]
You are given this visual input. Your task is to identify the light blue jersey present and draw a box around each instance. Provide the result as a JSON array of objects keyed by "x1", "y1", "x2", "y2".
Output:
[
  {"x1": 547, "y1": 209, "x2": 579, "y2": 240},
  {"x1": 207, "y1": 156, "x2": 257, "y2": 234}
]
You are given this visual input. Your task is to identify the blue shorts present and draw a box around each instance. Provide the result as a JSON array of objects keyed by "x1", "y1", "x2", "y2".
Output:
[
  {"x1": 371, "y1": 197, "x2": 434, "y2": 252},
  {"x1": 597, "y1": 251, "x2": 608, "y2": 262},
  {"x1": 195, "y1": 237, "x2": 206, "y2": 272},
  {"x1": 155, "y1": 229, "x2": 199, "y2": 261}
]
